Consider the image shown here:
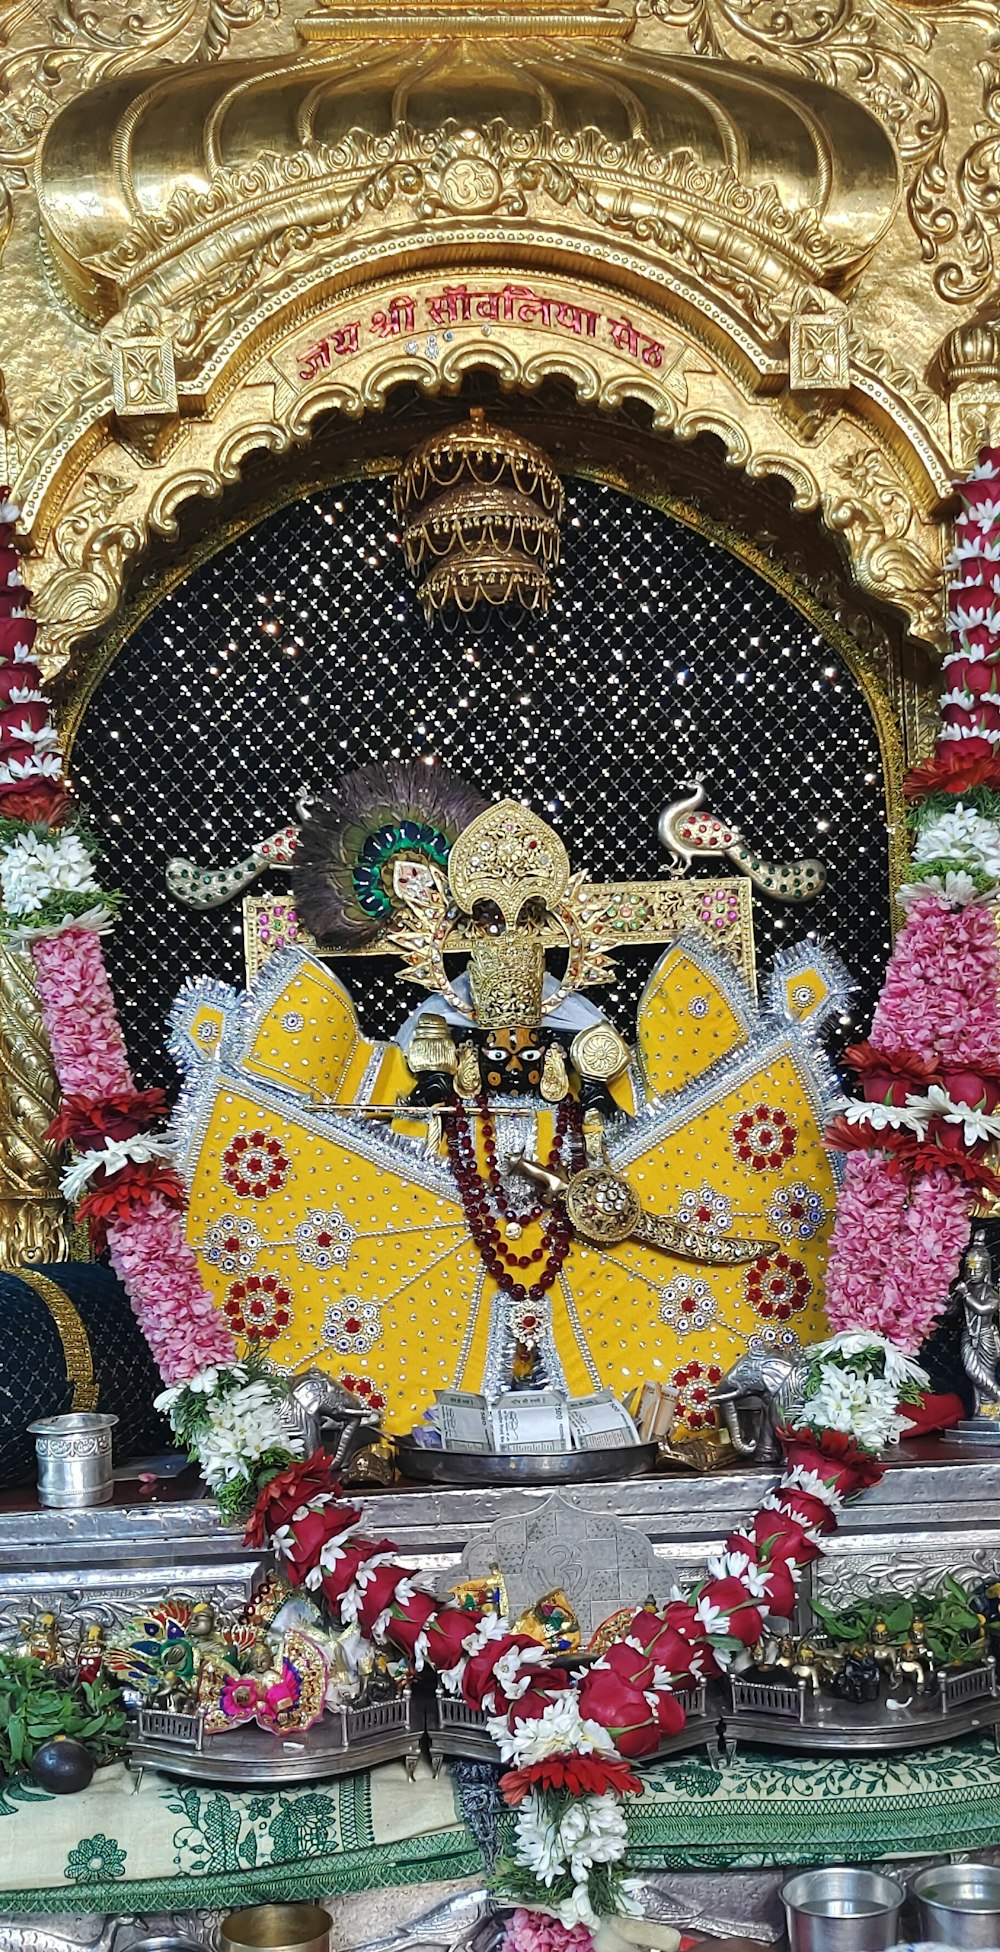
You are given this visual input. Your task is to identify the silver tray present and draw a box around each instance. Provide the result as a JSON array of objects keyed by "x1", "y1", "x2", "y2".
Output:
[
  {"x1": 128, "y1": 1712, "x2": 422, "y2": 1784},
  {"x1": 395, "y1": 1440, "x2": 659, "y2": 1485}
]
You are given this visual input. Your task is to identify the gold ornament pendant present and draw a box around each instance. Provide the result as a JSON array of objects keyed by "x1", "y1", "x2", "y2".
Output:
[{"x1": 540, "y1": 1042, "x2": 569, "y2": 1102}]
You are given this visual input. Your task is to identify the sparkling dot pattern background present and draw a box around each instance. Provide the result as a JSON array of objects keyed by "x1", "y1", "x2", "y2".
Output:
[{"x1": 71, "y1": 476, "x2": 892, "y2": 1090}]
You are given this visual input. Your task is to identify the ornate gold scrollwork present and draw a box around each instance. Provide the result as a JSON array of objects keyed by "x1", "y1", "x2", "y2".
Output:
[{"x1": 0, "y1": 947, "x2": 71, "y2": 1268}]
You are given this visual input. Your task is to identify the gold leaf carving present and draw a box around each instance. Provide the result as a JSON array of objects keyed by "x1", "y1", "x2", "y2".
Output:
[
  {"x1": 0, "y1": 945, "x2": 70, "y2": 1266},
  {"x1": 932, "y1": 54, "x2": 1000, "y2": 303},
  {"x1": 34, "y1": 468, "x2": 143, "y2": 661},
  {"x1": 825, "y1": 446, "x2": 942, "y2": 640},
  {"x1": 640, "y1": 0, "x2": 999, "y2": 307}
]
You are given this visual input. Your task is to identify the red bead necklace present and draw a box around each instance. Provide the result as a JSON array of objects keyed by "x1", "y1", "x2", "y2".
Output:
[{"x1": 447, "y1": 1092, "x2": 583, "y2": 1306}]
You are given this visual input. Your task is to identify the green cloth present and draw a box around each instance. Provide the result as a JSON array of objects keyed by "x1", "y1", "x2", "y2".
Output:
[
  {"x1": 0, "y1": 1760, "x2": 477, "y2": 1914},
  {"x1": 5, "y1": 1739, "x2": 1000, "y2": 1913},
  {"x1": 629, "y1": 1737, "x2": 1000, "y2": 1868}
]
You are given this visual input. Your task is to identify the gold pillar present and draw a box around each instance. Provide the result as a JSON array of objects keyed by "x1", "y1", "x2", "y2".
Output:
[{"x1": 0, "y1": 945, "x2": 71, "y2": 1266}]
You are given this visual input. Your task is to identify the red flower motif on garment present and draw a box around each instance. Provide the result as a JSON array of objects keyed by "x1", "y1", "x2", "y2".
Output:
[
  {"x1": 730, "y1": 1104, "x2": 797, "y2": 1172},
  {"x1": 670, "y1": 1358, "x2": 723, "y2": 1431},
  {"x1": 224, "y1": 1271, "x2": 292, "y2": 1341},
  {"x1": 745, "y1": 1252, "x2": 812, "y2": 1321},
  {"x1": 222, "y1": 1130, "x2": 290, "y2": 1200},
  {"x1": 340, "y1": 1372, "x2": 388, "y2": 1414}
]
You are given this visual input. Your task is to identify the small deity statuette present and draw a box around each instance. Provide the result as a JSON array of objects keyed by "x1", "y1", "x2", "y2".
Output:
[
  {"x1": 19, "y1": 1611, "x2": 66, "y2": 1667},
  {"x1": 790, "y1": 1640, "x2": 828, "y2": 1695},
  {"x1": 76, "y1": 1623, "x2": 106, "y2": 1685},
  {"x1": 149, "y1": 1639, "x2": 198, "y2": 1712},
  {"x1": 513, "y1": 1588, "x2": 581, "y2": 1657},
  {"x1": 189, "y1": 1601, "x2": 240, "y2": 1700},
  {"x1": 955, "y1": 1230, "x2": 1000, "y2": 1423},
  {"x1": 831, "y1": 1648, "x2": 881, "y2": 1704},
  {"x1": 893, "y1": 1618, "x2": 937, "y2": 1695},
  {"x1": 864, "y1": 1619, "x2": 897, "y2": 1681}
]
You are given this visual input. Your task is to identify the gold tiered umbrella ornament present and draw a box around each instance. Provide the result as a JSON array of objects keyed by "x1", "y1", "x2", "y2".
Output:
[{"x1": 394, "y1": 407, "x2": 563, "y2": 624}]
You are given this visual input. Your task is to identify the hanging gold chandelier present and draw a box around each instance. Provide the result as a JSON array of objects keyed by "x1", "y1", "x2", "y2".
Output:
[{"x1": 394, "y1": 408, "x2": 564, "y2": 622}]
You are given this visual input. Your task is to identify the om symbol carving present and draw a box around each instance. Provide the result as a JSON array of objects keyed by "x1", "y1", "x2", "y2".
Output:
[{"x1": 439, "y1": 156, "x2": 503, "y2": 213}]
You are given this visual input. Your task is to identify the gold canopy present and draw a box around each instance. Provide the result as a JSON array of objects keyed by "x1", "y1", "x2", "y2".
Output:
[{"x1": 36, "y1": 0, "x2": 899, "y2": 334}]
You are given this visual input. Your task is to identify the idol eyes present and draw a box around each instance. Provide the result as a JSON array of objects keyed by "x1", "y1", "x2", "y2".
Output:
[{"x1": 485, "y1": 1046, "x2": 542, "y2": 1063}]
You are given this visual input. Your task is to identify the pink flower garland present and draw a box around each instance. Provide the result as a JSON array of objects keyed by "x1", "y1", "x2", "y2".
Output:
[
  {"x1": 107, "y1": 1194, "x2": 236, "y2": 1381},
  {"x1": 825, "y1": 1154, "x2": 971, "y2": 1351},
  {"x1": 871, "y1": 893, "x2": 1000, "y2": 1067},
  {"x1": 32, "y1": 926, "x2": 133, "y2": 1097},
  {"x1": 0, "y1": 490, "x2": 238, "y2": 1383},
  {"x1": 825, "y1": 446, "x2": 1000, "y2": 1347},
  {"x1": 30, "y1": 935, "x2": 236, "y2": 1380}
]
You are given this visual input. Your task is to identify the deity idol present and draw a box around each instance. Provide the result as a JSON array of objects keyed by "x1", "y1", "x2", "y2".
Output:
[{"x1": 170, "y1": 764, "x2": 845, "y2": 1435}]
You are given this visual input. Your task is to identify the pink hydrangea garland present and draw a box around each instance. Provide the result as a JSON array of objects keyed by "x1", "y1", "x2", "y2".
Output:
[
  {"x1": 871, "y1": 892, "x2": 1000, "y2": 1067},
  {"x1": 824, "y1": 1153, "x2": 971, "y2": 1351},
  {"x1": 32, "y1": 925, "x2": 134, "y2": 1098},
  {"x1": 107, "y1": 1194, "x2": 235, "y2": 1381}
]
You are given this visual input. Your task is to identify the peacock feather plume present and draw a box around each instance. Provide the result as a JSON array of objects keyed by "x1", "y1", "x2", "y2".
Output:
[{"x1": 293, "y1": 760, "x2": 488, "y2": 947}]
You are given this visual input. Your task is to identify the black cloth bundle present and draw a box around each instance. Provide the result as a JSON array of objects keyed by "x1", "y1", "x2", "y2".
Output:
[{"x1": 0, "y1": 1262, "x2": 168, "y2": 1486}]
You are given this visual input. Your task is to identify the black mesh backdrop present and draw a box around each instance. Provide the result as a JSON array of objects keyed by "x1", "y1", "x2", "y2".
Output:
[{"x1": 70, "y1": 477, "x2": 891, "y2": 1091}]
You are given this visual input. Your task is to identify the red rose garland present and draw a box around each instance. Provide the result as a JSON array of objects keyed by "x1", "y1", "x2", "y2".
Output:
[{"x1": 245, "y1": 1415, "x2": 887, "y2": 1928}]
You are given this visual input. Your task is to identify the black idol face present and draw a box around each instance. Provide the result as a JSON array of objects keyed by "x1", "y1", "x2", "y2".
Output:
[{"x1": 480, "y1": 1026, "x2": 545, "y2": 1093}]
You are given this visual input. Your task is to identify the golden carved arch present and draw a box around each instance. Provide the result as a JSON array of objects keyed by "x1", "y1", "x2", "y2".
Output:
[
  {"x1": 1, "y1": 0, "x2": 970, "y2": 689},
  {"x1": 19, "y1": 261, "x2": 951, "y2": 699}
]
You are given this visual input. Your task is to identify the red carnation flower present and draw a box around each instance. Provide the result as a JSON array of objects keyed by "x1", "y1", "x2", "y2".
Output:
[
  {"x1": 80, "y1": 1161, "x2": 187, "y2": 1252},
  {"x1": 0, "y1": 778, "x2": 70, "y2": 824},
  {"x1": 46, "y1": 1087, "x2": 168, "y2": 1151},
  {"x1": 500, "y1": 1753, "x2": 643, "y2": 1807},
  {"x1": 245, "y1": 1451, "x2": 346, "y2": 1547},
  {"x1": 843, "y1": 1041, "x2": 937, "y2": 1103},
  {"x1": 904, "y1": 745, "x2": 1000, "y2": 799}
]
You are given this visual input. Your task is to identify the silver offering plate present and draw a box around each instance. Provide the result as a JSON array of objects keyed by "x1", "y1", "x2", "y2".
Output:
[
  {"x1": 726, "y1": 1660, "x2": 1000, "y2": 1754},
  {"x1": 128, "y1": 1695, "x2": 421, "y2": 1785},
  {"x1": 394, "y1": 1440, "x2": 659, "y2": 1486}
]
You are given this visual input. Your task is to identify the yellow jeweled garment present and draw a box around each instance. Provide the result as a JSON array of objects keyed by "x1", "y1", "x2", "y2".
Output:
[{"x1": 170, "y1": 925, "x2": 843, "y2": 1435}]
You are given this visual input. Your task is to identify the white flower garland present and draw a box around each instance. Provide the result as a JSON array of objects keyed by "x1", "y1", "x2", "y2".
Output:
[{"x1": 0, "y1": 830, "x2": 100, "y2": 917}]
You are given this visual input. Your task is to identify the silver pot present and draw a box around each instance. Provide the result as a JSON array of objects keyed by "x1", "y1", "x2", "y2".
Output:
[
  {"x1": 912, "y1": 1861, "x2": 1000, "y2": 1946},
  {"x1": 221, "y1": 1907, "x2": 332, "y2": 1952},
  {"x1": 781, "y1": 1867, "x2": 905, "y2": 1952},
  {"x1": 28, "y1": 1411, "x2": 118, "y2": 1507}
]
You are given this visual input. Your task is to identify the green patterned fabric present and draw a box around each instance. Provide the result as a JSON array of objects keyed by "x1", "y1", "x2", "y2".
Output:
[
  {"x1": 0, "y1": 1763, "x2": 477, "y2": 1914},
  {"x1": 5, "y1": 1740, "x2": 1000, "y2": 1914},
  {"x1": 628, "y1": 1738, "x2": 1000, "y2": 1869}
]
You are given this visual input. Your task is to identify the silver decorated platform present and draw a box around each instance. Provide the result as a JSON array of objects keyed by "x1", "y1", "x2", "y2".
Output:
[
  {"x1": 3, "y1": 1439, "x2": 1000, "y2": 1637},
  {"x1": 4, "y1": 1442, "x2": 1000, "y2": 1951}
]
